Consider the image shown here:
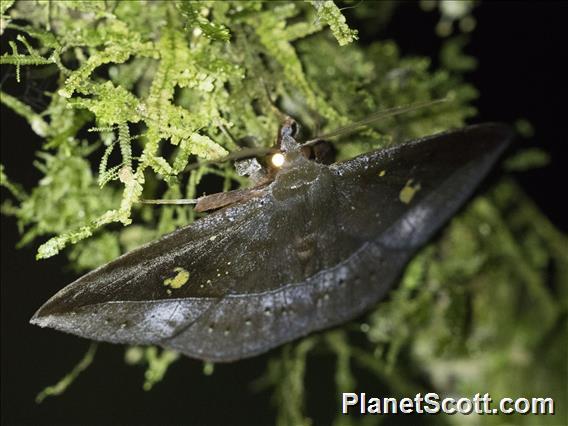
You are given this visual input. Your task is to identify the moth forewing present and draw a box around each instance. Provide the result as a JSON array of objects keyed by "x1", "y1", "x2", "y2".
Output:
[{"x1": 31, "y1": 123, "x2": 513, "y2": 362}]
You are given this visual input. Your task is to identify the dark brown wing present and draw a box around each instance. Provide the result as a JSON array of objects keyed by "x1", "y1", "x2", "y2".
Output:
[{"x1": 31, "y1": 123, "x2": 513, "y2": 362}]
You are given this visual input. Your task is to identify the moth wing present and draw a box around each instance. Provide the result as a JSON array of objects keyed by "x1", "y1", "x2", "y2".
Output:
[
  {"x1": 29, "y1": 197, "x2": 275, "y2": 347},
  {"x1": 31, "y1": 123, "x2": 513, "y2": 362}
]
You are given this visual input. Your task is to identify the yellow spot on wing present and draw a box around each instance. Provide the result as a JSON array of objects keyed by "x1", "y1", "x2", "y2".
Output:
[
  {"x1": 399, "y1": 179, "x2": 421, "y2": 204},
  {"x1": 163, "y1": 267, "x2": 190, "y2": 289},
  {"x1": 378, "y1": 170, "x2": 386, "y2": 177}
]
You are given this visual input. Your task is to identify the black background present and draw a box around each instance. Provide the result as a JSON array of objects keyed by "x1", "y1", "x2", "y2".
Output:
[{"x1": 1, "y1": 2, "x2": 567, "y2": 425}]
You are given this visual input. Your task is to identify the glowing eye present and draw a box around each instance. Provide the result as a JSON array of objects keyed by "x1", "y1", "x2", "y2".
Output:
[{"x1": 271, "y1": 153, "x2": 285, "y2": 168}]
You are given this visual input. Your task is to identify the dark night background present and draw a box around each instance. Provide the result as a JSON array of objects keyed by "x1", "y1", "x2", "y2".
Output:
[{"x1": 1, "y1": 2, "x2": 567, "y2": 425}]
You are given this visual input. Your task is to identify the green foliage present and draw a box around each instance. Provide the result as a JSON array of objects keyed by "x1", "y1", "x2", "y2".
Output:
[
  {"x1": 311, "y1": 0, "x2": 359, "y2": 46},
  {"x1": 256, "y1": 338, "x2": 317, "y2": 426},
  {"x1": 0, "y1": 35, "x2": 54, "y2": 81},
  {"x1": 35, "y1": 343, "x2": 98, "y2": 403},
  {"x1": 1, "y1": 0, "x2": 15, "y2": 16},
  {"x1": 177, "y1": 1, "x2": 231, "y2": 42},
  {"x1": 504, "y1": 148, "x2": 550, "y2": 171},
  {"x1": 124, "y1": 346, "x2": 180, "y2": 391},
  {"x1": 1, "y1": 1, "x2": 566, "y2": 424},
  {"x1": 0, "y1": 90, "x2": 49, "y2": 135}
]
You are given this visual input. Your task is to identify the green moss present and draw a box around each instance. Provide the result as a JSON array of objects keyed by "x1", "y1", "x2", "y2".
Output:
[
  {"x1": 35, "y1": 343, "x2": 98, "y2": 403},
  {"x1": 122, "y1": 346, "x2": 180, "y2": 390},
  {"x1": 142, "y1": 347, "x2": 180, "y2": 391},
  {"x1": 311, "y1": 0, "x2": 359, "y2": 46},
  {"x1": 504, "y1": 148, "x2": 550, "y2": 171}
]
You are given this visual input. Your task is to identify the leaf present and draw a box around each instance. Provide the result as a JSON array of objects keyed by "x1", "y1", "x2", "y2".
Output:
[{"x1": 68, "y1": 82, "x2": 141, "y2": 125}]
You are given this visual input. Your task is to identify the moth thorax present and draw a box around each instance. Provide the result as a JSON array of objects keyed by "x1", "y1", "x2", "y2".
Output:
[
  {"x1": 235, "y1": 158, "x2": 263, "y2": 177},
  {"x1": 280, "y1": 134, "x2": 301, "y2": 153}
]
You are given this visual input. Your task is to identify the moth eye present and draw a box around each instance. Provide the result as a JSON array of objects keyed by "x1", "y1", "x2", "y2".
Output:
[
  {"x1": 289, "y1": 121, "x2": 299, "y2": 137},
  {"x1": 271, "y1": 153, "x2": 285, "y2": 168},
  {"x1": 280, "y1": 119, "x2": 300, "y2": 138}
]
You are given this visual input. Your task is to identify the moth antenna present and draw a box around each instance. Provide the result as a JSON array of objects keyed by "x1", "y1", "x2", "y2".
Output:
[
  {"x1": 184, "y1": 147, "x2": 278, "y2": 172},
  {"x1": 217, "y1": 122, "x2": 239, "y2": 147},
  {"x1": 139, "y1": 198, "x2": 198, "y2": 205},
  {"x1": 239, "y1": 32, "x2": 284, "y2": 121},
  {"x1": 303, "y1": 98, "x2": 449, "y2": 146},
  {"x1": 260, "y1": 77, "x2": 288, "y2": 122},
  {"x1": 184, "y1": 98, "x2": 447, "y2": 172},
  {"x1": 338, "y1": 0, "x2": 364, "y2": 12}
]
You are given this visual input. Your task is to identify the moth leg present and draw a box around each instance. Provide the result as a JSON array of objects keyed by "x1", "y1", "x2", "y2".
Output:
[
  {"x1": 139, "y1": 198, "x2": 198, "y2": 205},
  {"x1": 194, "y1": 187, "x2": 268, "y2": 212}
]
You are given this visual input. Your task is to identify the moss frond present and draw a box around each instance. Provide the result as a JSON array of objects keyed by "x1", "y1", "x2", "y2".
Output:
[{"x1": 35, "y1": 343, "x2": 98, "y2": 403}]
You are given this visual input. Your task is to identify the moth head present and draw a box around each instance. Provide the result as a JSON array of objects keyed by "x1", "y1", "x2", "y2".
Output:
[
  {"x1": 270, "y1": 142, "x2": 336, "y2": 170},
  {"x1": 268, "y1": 150, "x2": 301, "y2": 171},
  {"x1": 278, "y1": 118, "x2": 302, "y2": 154},
  {"x1": 279, "y1": 117, "x2": 300, "y2": 139},
  {"x1": 272, "y1": 118, "x2": 337, "y2": 170},
  {"x1": 239, "y1": 117, "x2": 336, "y2": 182}
]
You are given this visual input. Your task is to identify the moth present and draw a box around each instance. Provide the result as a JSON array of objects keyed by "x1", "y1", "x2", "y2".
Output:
[{"x1": 31, "y1": 116, "x2": 513, "y2": 362}]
